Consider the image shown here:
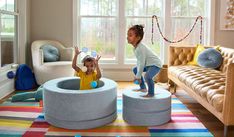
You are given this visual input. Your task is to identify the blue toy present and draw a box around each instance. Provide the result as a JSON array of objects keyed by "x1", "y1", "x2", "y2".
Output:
[
  {"x1": 7, "y1": 71, "x2": 15, "y2": 79},
  {"x1": 11, "y1": 85, "x2": 43, "y2": 102},
  {"x1": 91, "y1": 50, "x2": 97, "y2": 57},
  {"x1": 90, "y1": 81, "x2": 98, "y2": 88},
  {"x1": 82, "y1": 47, "x2": 89, "y2": 53},
  {"x1": 134, "y1": 80, "x2": 139, "y2": 84}
]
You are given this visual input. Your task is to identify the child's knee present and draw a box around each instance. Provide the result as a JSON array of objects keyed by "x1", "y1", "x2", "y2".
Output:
[
  {"x1": 144, "y1": 74, "x2": 152, "y2": 81},
  {"x1": 132, "y1": 67, "x2": 137, "y2": 73}
]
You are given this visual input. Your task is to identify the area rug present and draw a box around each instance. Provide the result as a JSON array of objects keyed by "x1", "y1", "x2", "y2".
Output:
[{"x1": 0, "y1": 89, "x2": 213, "y2": 137}]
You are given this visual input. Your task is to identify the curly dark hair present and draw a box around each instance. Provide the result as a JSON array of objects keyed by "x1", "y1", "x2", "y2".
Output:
[
  {"x1": 82, "y1": 55, "x2": 95, "y2": 66},
  {"x1": 129, "y1": 24, "x2": 144, "y2": 44}
]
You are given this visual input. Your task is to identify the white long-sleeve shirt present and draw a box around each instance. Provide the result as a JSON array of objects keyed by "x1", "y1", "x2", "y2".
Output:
[{"x1": 134, "y1": 42, "x2": 162, "y2": 79}]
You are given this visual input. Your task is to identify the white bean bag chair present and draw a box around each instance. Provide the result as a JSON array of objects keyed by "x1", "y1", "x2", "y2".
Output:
[{"x1": 43, "y1": 77, "x2": 117, "y2": 129}]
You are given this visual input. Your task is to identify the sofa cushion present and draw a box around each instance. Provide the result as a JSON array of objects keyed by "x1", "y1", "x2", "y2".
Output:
[
  {"x1": 41, "y1": 45, "x2": 60, "y2": 62},
  {"x1": 187, "y1": 44, "x2": 205, "y2": 65},
  {"x1": 169, "y1": 65, "x2": 225, "y2": 112},
  {"x1": 197, "y1": 48, "x2": 223, "y2": 69}
]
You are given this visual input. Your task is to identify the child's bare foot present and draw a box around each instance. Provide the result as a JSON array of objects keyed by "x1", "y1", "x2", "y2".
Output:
[
  {"x1": 132, "y1": 88, "x2": 147, "y2": 92},
  {"x1": 141, "y1": 94, "x2": 154, "y2": 98}
]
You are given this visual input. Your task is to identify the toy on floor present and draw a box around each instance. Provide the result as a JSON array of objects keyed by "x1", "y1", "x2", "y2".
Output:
[
  {"x1": 11, "y1": 85, "x2": 43, "y2": 102},
  {"x1": 7, "y1": 71, "x2": 15, "y2": 79}
]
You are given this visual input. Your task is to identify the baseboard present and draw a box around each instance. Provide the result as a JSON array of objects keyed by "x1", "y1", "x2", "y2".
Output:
[
  {"x1": 0, "y1": 69, "x2": 15, "y2": 100},
  {"x1": 0, "y1": 79, "x2": 14, "y2": 100}
]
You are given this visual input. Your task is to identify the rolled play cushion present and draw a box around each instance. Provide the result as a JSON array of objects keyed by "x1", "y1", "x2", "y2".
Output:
[
  {"x1": 122, "y1": 88, "x2": 171, "y2": 126},
  {"x1": 11, "y1": 92, "x2": 35, "y2": 102},
  {"x1": 43, "y1": 77, "x2": 117, "y2": 129}
]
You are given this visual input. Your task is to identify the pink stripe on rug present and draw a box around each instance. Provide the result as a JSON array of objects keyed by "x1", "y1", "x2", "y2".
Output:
[{"x1": 0, "y1": 106, "x2": 42, "y2": 112}]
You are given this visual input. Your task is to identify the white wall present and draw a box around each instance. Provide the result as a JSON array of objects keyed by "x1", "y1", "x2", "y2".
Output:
[
  {"x1": 215, "y1": 0, "x2": 234, "y2": 48},
  {"x1": 30, "y1": 0, "x2": 73, "y2": 46}
]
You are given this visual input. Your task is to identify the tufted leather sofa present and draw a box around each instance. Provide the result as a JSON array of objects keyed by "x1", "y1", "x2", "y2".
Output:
[{"x1": 168, "y1": 45, "x2": 234, "y2": 127}]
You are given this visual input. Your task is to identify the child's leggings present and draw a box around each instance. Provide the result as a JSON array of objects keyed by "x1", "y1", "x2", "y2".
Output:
[{"x1": 133, "y1": 65, "x2": 160, "y2": 95}]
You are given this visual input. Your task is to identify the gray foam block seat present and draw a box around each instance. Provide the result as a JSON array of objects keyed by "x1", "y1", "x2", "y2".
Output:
[
  {"x1": 123, "y1": 88, "x2": 171, "y2": 126},
  {"x1": 43, "y1": 77, "x2": 117, "y2": 129}
]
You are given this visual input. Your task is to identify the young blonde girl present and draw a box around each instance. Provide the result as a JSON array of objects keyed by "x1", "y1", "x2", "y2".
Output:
[
  {"x1": 72, "y1": 46, "x2": 101, "y2": 90},
  {"x1": 127, "y1": 25, "x2": 162, "y2": 97}
]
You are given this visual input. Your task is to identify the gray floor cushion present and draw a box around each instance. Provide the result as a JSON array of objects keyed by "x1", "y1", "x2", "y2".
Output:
[{"x1": 122, "y1": 88, "x2": 171, "y2": 126}]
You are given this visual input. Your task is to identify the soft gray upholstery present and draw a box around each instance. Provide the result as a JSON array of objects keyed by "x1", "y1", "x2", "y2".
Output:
[
  {"x1": 123, "y1": 88, "x2": 171, "y2": 126},
  {"x1": 43, "y1": 77, "x2": 117, "y2": 129}
]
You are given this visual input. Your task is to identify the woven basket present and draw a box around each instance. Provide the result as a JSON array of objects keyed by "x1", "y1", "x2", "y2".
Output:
[{"x1": 155, "y1": 65, "x2": 168, "y2": 83}]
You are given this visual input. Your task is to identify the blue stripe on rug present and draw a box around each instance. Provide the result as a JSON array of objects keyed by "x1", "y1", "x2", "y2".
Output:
[
  {"x1": 149, "y1": 129, "x2": 209, "y2": 132},
  {"x1": 171, "y1": 104, "x2": 187, "y2": 109}
]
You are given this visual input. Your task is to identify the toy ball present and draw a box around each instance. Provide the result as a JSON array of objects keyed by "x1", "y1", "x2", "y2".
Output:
[
  {"x1": 134, "y1": 80, "x2": 139, "y2": 84},
  {"x1": 7, "y1": 71, "x2": 15, "y2": 79},
  {"x1": 91, "y1": 50, "x2": 97, "y2": 57},
  {"x1": 90, "y1": 81, "x2": 98, "y2": 88},
  {"x1": 82, "y1": 47, "x2": 88, "y2": 53},
  {"x1": 81, "y1": 66, "x2": 87, "y2": 72}
]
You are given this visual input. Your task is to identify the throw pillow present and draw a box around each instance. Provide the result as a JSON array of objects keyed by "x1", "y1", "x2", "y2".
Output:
[
  {"x1": 197, "y1": 48, "x2": 223, "y2": 69},
  {"x1": 187, "y1": 44, "x2": 205, "y2": 65},
  {"x1": 41, "y1": 45, "x2": 60, "y2": 62}
]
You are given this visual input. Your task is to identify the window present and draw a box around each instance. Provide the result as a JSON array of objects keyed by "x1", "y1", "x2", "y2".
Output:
[
  {"x1": 0, "y1": 0, "x2": 18, "y2": 68},
  {"x1": 75, "y1": 0, "x2": 214, "y2": 65},
  {"x1": 78, "y1": 0, "x2": 117, "y2": 62},
  {"x1": 125, "y1": 0, "x2": 163, "y2": 61},
  {"x1": 171, "y1": 0, "x2": 208, "y2": 44}
]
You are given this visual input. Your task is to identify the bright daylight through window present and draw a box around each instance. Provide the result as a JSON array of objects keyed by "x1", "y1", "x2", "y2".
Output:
[{"x1": 76, "y1": 0, "x2": 211, "y2": 65}]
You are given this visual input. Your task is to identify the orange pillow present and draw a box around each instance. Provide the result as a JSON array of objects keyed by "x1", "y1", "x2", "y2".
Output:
[{"x1": 187, "y1": 44, "x2": 205, "y2": 65}]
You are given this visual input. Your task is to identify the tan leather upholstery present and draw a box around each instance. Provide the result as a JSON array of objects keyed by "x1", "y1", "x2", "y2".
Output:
[
  {"x1": 168, "y1": 45, "x2": 234, "y2": 126},
  {"x1": 169, "y1": 65, "x2": 225, "y2": 112}
]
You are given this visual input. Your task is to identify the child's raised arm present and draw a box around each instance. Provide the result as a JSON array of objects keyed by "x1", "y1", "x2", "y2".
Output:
[
  {"x1": 72, "y1": 46, "x2": 82, "y2": 72},
  {"x1": 95, "y1": 55, "x2": 102, "y2": 79}
]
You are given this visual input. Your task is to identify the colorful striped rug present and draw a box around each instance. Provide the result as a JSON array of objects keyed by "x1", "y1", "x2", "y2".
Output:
[{"x1": 0, "y1": 89, "x2": 213, "y2": 137}]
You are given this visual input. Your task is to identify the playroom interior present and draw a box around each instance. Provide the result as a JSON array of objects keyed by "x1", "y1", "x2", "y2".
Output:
[{"x1": 0, "y1": 0, "x2": 234, "y2": 137}]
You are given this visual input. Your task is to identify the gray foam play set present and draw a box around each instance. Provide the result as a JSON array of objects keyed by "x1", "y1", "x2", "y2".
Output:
[{"x1": 43, "y1": 77, "x2": 171, "y2": 129}]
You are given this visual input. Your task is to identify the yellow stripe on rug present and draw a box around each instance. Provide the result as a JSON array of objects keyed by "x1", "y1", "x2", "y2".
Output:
[
  {"x1": 0, "y1": 119, "x2": 33, "y2": 128},
  {"x1": 48, "y1": 125, "x2": 149, "y2": 132}
]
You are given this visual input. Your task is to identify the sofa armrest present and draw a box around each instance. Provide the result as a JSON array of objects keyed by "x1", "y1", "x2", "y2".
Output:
[
  {"x1": 223, "y1": 63, "x2": 234, "y2": 125},
  {"x1": 168, "y1": 45, "x2": 196, "y2": 66},
  {"x1": 60, "y1": 48, "x2": 74, "y2": 61}
]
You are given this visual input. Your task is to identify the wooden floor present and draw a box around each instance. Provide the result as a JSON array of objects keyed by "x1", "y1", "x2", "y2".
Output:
[{"x1": 0, "y1": 82, "x2": 233, "y2": 137}]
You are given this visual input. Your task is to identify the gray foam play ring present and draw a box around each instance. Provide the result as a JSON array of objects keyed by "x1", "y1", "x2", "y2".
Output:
[
  {"x1": 122, "y1": 88, "x2": 171, "y2": 126},
  {"x1": 43, "y1": 77, "x2": 117, "y2": 129},
  {"x1": 46, "y1": 111, "x2": 117, "y2": 129}
]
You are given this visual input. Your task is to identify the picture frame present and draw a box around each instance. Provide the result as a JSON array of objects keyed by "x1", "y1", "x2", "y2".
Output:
[{"x1": 220, "y1": 0, "x2": 234, "y2": 30}]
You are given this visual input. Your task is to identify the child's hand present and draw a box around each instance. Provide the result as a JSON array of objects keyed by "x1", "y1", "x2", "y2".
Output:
[
  {"x1": 95, "y1": 55, "x2": 101, "y2": 66},
  {"x1": 134, "y1": 77, "x2": 142, "y2": 84},
  {"x1": 74, "y1": 46, "x2": 81, "y2": 55}
]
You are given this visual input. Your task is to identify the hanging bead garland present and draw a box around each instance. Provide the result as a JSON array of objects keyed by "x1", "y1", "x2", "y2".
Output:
[
  {"x1": 151, "y1": 15, "x2": 203, "y2": 45},
  {"x1": 225, "y1": 0, "x2": 234, "y2": 29}
]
